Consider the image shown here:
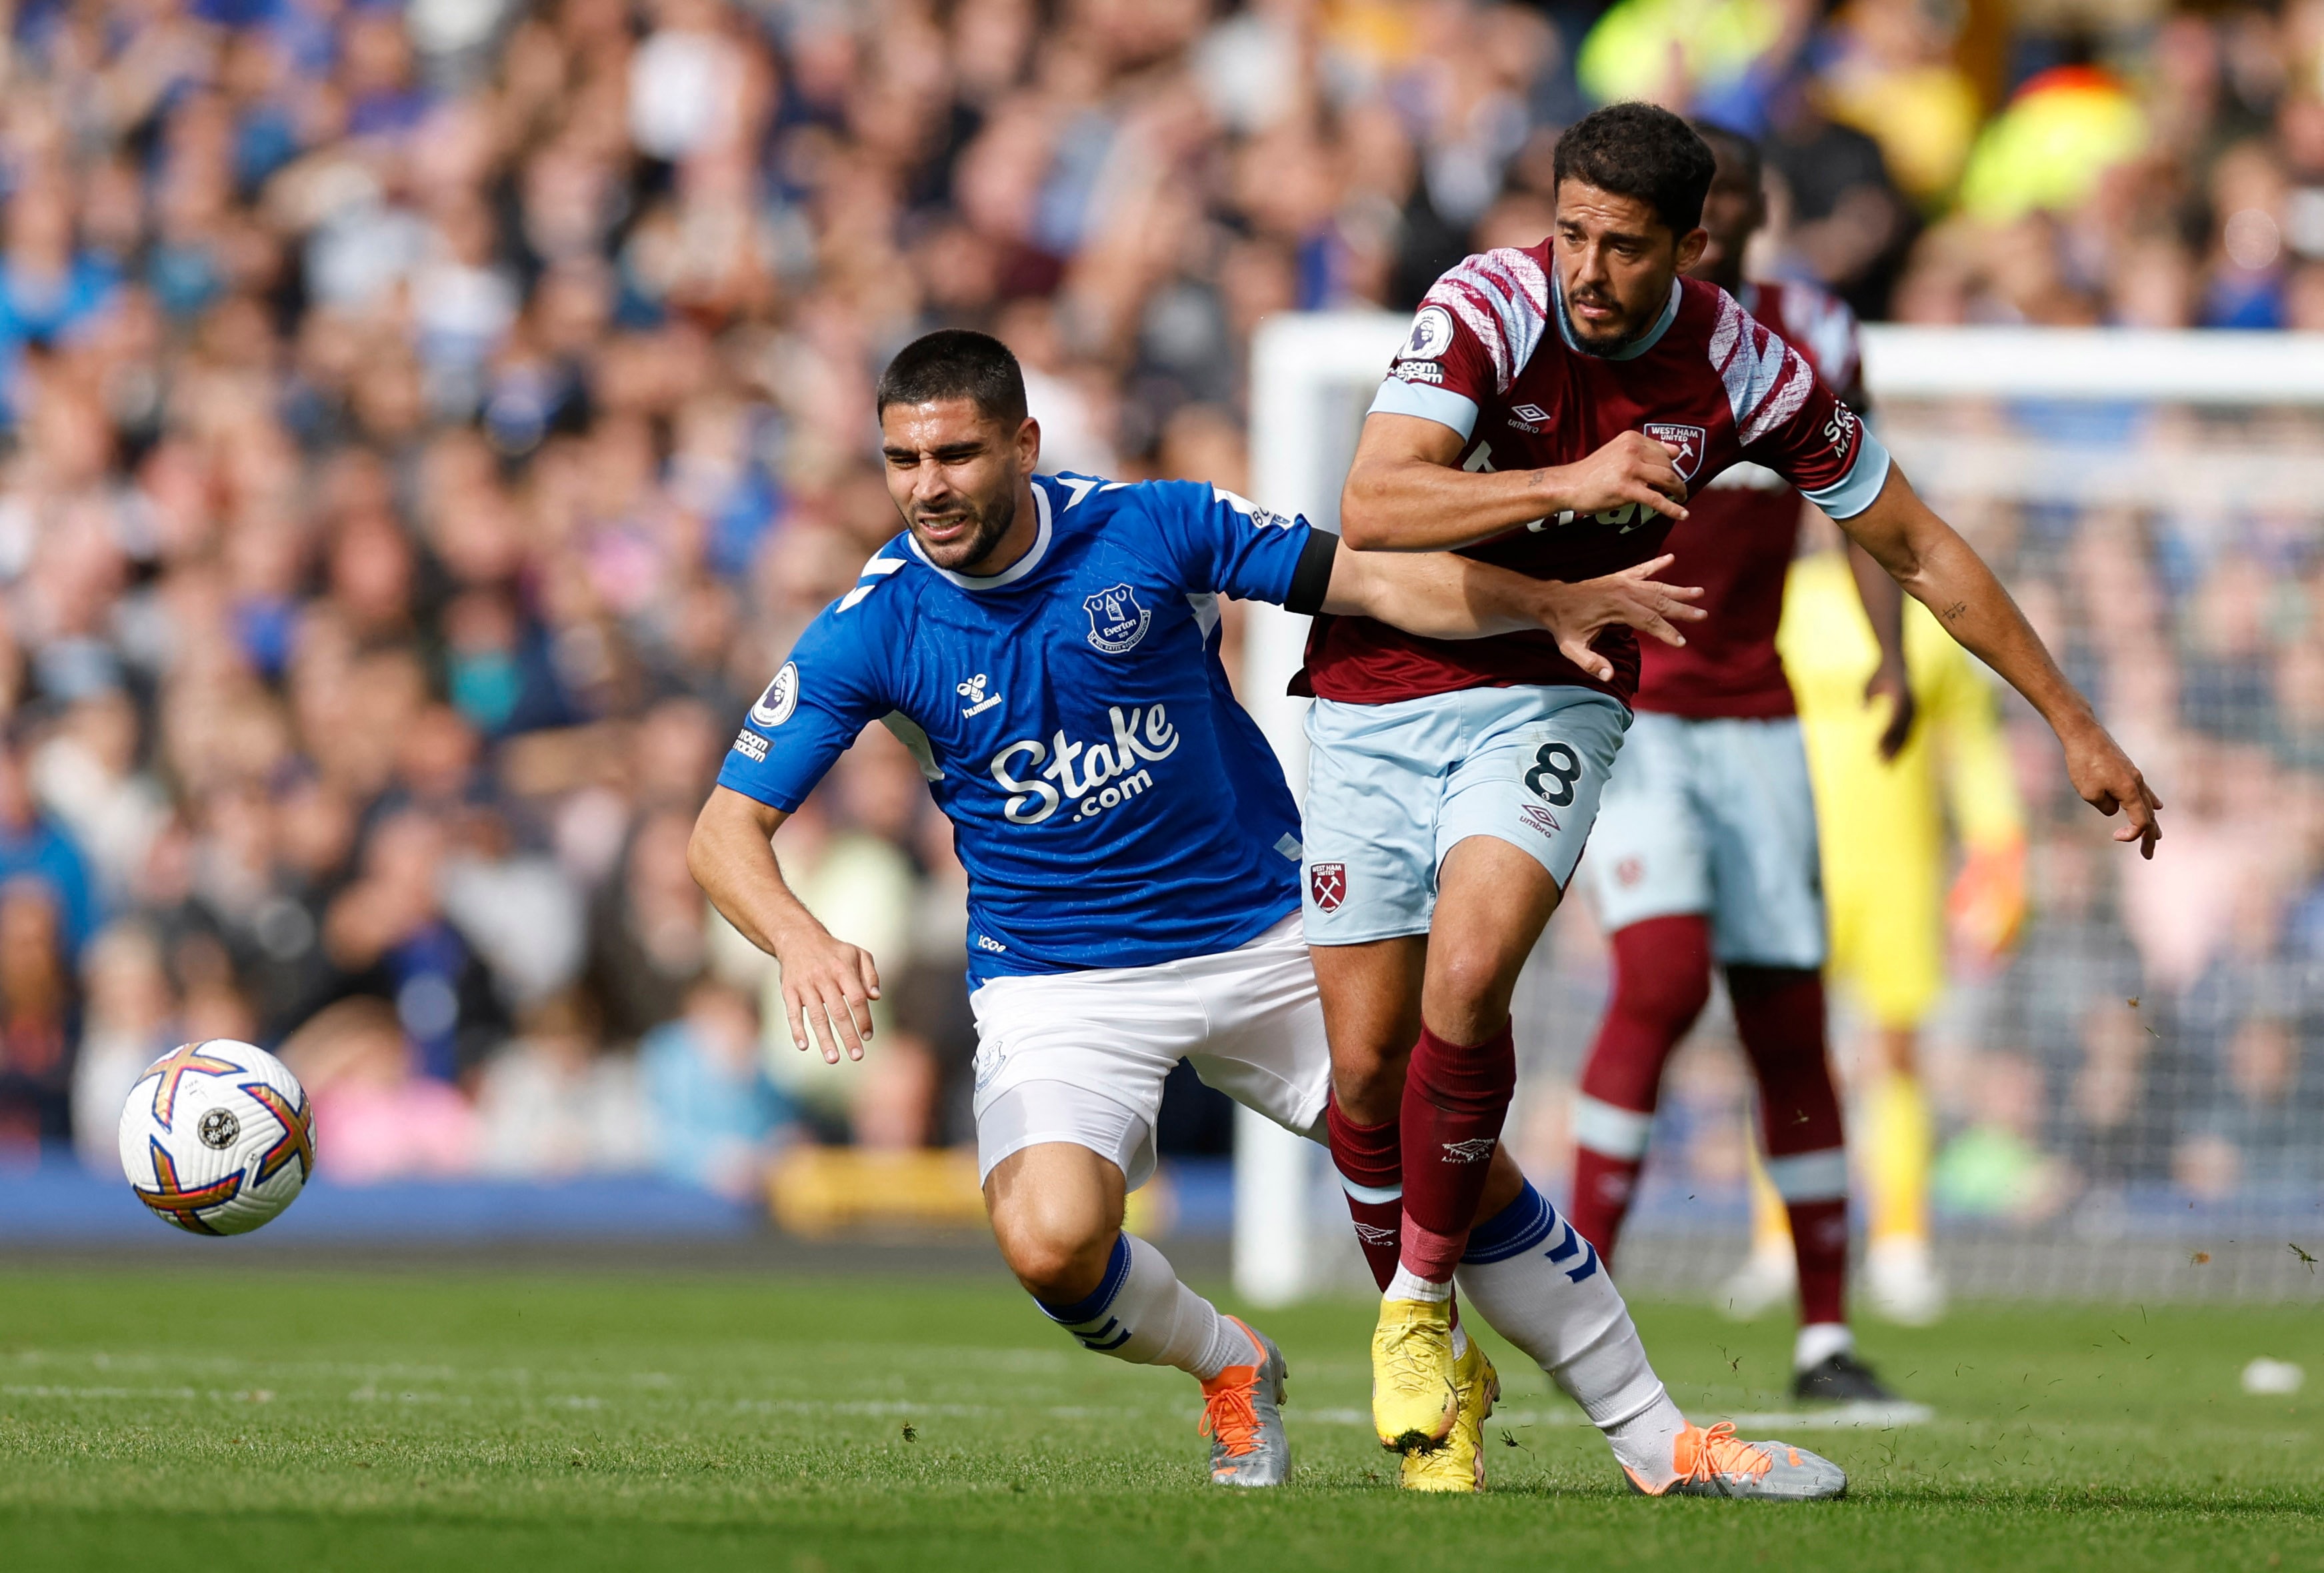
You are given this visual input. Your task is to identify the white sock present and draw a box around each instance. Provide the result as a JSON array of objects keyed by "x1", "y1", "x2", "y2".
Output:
[
  {"x1": 1454, "y1": 1182, "x2": 1689, "y2": 1480},
  {"x1": 1795, "y1": 1320, "x2": 1854, "y2": 1372},
  {"x1": 1385, "y1": 1265, "x2": 1454, "y2": 1302},
  {"x1": 1034, "y1": 1233, "x2": 1251, "y2": 1381}
]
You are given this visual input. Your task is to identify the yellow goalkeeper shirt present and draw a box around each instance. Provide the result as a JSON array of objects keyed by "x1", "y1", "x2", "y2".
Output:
[{"x1": 1777, "y1": 551, "x2": 2025, "y2": 1024}]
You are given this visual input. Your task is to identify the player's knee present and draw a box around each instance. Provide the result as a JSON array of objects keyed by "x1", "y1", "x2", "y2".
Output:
[
  {"x1": 1609, "y1": 916, "x2": 1713, "y2": 1031},
  {"x1": 1422, "y1": 946, "x2": 1519, "y2": 1037},
  {"x1": 1329, "y1": 1040, "x2": 1407, "y2": 1120},
  {"x1": 1616, "y1": 960, "x2": 1713, "y2": 1034},
  {"x1": 991, "y1": 1203, "x2": 1113, "y2": 1304}
]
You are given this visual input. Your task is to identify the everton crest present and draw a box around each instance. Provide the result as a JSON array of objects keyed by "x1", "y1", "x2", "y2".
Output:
[
  {"x1": 1643, "y1": 422, "x2": 1706, "y2": 483},
  {"x1": 1083, "y1": 583, "x2": 1151, "y2": 655}
]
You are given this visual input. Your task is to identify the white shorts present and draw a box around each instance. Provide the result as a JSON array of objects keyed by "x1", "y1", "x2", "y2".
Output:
[
  {"x1": 1580, "y1": 711, "x2": 1826, "y2": 968},
  {"x1": 969, "y1": 914, "x2": 1331, "y2": 1190},
  {"x1": 1300, "y1": 686, "x2": 1631, "y2": 945}
]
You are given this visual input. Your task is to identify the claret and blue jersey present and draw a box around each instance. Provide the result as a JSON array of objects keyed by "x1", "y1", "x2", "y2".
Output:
[{"x1": 716, "y1": 473, "x2": 1327, "y2": 984}]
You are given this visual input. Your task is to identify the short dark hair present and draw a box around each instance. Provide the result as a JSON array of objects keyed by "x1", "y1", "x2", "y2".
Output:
[
  {"x1": 875, "y1": 329, "x2": 1027, "y2": 427},
  {"x1": 1689, "y1": 118, "x2": 1763, "y2": 195},
  {"x1": 1552, "y1": 103, "x2": 1718, "y2": 237}
]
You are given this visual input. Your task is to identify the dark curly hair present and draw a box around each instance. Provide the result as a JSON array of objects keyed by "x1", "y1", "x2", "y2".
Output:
[{"x1": 1552, "y1": 103, "x2": 1719, "y2": 237}]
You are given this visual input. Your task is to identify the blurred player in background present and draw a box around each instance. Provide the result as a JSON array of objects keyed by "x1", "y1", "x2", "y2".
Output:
[
  {"x1": 1307, "y1": 102, "x2": 2159, "y2": 1464},
  {"x1": 1568, "y1": 122, "x2": 1917, "y2": 1403},
  {"x1": 1721, "y1": 539, "x2": 2027, "y2": 1326}
]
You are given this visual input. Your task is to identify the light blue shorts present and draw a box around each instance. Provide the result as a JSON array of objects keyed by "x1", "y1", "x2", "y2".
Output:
[
  {"x1": 1579, "y1": 711, "x2": 1826, "y2": 968},
  {"x1": 1300, "y1": 686, "x2": 1631, "y2": 945}
]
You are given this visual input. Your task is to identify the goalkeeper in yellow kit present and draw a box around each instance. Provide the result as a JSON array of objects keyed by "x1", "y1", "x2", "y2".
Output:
[{"x1": 1720, "y1": 545, "x2": 2027, "y2": 1326}]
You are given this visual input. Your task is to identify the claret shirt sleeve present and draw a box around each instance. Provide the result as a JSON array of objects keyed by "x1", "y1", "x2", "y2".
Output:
[
  {"x1": 1712, "y1": 292, "x2": 1891, "y2": 519},
  {"x1": 1366, "y1": 248, "x2": 1553, "y2": 443},
  {"x1": 1141, "y1": 479, "x2": 1335, "y2": 612},
  {"x1": 715, "y1": 598, "x2": 895, "y2": 812}
]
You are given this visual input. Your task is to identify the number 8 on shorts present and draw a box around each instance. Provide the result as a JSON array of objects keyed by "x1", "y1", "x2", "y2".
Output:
[{"x1": 1301, "y1": 687, "x2": 1631, "y2": 944}]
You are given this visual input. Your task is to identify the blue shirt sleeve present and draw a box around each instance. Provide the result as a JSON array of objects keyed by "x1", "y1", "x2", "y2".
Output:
[
  {"x1": 1138, "y1": 478, "x2": 1321, "y2": 605},
  {"x1": 715, "y1": 599, "x2": 894, "y2": 812}
]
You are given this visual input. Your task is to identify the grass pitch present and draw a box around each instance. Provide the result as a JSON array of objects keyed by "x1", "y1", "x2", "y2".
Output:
[{"x1": 1, "y1": 1262, "x2": 2319, "y2": 1571}]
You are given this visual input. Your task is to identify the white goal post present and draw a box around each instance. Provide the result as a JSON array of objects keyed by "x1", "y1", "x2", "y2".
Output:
[{"x1": 1231, "y1": 312, "x2": 2324, "y2": 1308}]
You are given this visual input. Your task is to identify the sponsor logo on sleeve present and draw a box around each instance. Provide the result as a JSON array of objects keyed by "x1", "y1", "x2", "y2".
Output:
[
  {"x1": 1824, "y1": 407, "x2": 1858, "y2": 462},
  {"x1": 731, "y1": 729, "x2": 769, "y2": 762},
  {"x1": 1395, "y1": 360, "x2": 1445, "y2": 385},
  {"x1": 1083, "y1": 585, "x2": 1152, "y2": 655},
  {"x1": 1643, "y1": 422, "x2": 1705, "y2": 482},
  {"x1": 749, "y1": 662, "x2": 799, "y2": 728},
  {"x1": 1401, "y1": 304, "x2": 1456, "y2": 361},
  {"x1": 1308, "y1": 862, "x2": 1347, "y2": 913}
]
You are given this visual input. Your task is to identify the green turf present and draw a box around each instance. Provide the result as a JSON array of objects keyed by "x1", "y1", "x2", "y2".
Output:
[{"x1": 1, "y1": 1264, "x2": 2319, "y2": 1571}]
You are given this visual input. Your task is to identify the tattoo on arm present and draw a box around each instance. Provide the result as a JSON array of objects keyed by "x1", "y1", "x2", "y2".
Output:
[{"x1": 1941, "y1": 601, "x2": 1969, "y2": 623}]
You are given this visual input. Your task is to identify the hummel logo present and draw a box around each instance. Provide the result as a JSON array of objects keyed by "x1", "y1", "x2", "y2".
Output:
[
  {"x1": 956, "y1": 673, "x2": 1003, "y2": 717},
  {"x1": 1352, "y1": 1221, "x2": 1397, "y2": 1246},
  {"x1": 1441, "y1": 1138, "x2": 1497, "y2": 1162}
]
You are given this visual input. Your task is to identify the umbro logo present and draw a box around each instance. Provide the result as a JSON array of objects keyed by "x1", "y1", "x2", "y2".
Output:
[
  {"x1": 1441, "y1": 1138, "x2": 1497, "y2": 1163},
  {"x1": 1352, "y1": 1221, "x2": 1397, "y2": 1246},
  {"x1": 1507, "y1": 403, "x2": 1549, "y2": 433}
]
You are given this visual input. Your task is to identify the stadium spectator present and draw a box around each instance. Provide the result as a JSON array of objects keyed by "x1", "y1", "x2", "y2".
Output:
[{"x1": 0, "y1": 0, "x2": 2304, "y2": 1238}]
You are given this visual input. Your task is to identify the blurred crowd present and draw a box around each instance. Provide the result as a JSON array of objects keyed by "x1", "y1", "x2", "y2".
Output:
[
  {"x1": 1509, "y1": 462, "x2": 2324, "y2": 1228},
  {"x1": 0, "y1": 0, "x2": 2315, "y2": 1212}
]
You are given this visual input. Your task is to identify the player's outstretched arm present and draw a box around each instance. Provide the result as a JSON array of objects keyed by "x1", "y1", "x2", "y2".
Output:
[
  {"x1": 1837, "y1": 465, "x2": 2163, "y2": 857},
  {"x1": 1339, "y1": 413, "x2": 1690, "y2": 552},
  {"x1": 1320, "y1": 549, "x2": 1705, "y2": 679},
  {"x1": 688, "y1": 785, "x2": 883, "y2": 1061}
]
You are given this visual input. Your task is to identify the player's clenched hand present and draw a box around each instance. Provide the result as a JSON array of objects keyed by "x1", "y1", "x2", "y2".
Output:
[
  {"x1": 1544, "y1": 432, "x2": 1691, "y2": 523},
  {"x1": 1531, "y1": 555, "x2": 1706, "y2": 682},
  {"x1": 775, "y1": 925, "x2": 883, "y2": 1063},
  {"x1": 2061, "y1": 719, "x2": 2164, "y2": 860}
]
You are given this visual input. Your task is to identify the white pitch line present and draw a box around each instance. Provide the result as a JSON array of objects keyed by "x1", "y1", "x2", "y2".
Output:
[{"x1": 1726, "y1": 1402, "x2": 1936, "y2": 1429}]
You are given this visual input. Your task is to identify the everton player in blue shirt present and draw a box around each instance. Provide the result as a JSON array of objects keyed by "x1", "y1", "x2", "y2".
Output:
[{"x1": 692, "y1": 331, "x2": 1837, "y2": 1496}]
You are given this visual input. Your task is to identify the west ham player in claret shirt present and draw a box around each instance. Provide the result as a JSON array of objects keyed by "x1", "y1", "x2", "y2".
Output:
[
  {"x1": 1301, "y1": 103, "x2": 2163, "y2": 1470},
  {"x1": 1571, "y1": 121, "x2": 1921, "y2": 1406}
]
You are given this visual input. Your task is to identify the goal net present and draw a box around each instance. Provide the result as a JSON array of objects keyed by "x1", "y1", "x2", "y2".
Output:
[{"x1": 1233, "y1": 312, "x2": 2324, "y2": 1307}]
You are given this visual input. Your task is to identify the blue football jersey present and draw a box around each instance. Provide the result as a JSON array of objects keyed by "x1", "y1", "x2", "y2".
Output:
[{"x1": 716, "y1": 473, "x2": 1330, "y2": 984}]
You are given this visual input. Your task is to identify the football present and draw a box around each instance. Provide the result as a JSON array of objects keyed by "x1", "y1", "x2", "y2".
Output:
[{"x1": 116, "y1": 1040, "x2": 317, "y2": 1236}]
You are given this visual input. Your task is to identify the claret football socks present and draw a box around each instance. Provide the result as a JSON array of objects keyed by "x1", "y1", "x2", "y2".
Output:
[{"x1": 1372, "y1": 1022, "x2": 1517, "y2": 1452}]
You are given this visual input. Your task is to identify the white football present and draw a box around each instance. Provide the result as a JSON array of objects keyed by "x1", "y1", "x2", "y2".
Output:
[{"x1": 117, "y1": 1040, "x2": 316, "y2": 1236}]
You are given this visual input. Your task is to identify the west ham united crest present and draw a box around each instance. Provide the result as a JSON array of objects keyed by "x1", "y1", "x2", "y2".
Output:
[
  {"x1": 1309, "y1": 861, "x2": 1346, "y2": 912},
  {"x1": 1643, "y1": 422, "x2": 1706, "y2": 482},
  {"x1": 1083, "y1": 583, "x2": 1151, "y2": 655}
]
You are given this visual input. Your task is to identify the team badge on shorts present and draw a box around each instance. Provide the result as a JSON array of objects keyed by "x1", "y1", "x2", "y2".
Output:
[
  {"x1": 1083, "y1": 584, "x2": 1152, "y2": 654},
  {"x1": 1643, "y1": 422, "x2": 1706, "y2": 482},
  {"x1": 1309, "y1": 862, "x2": 1347, "y2": 912}
]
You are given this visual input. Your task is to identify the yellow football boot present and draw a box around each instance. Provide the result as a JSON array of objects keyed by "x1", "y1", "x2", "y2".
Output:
[
  {"x1": 1401, "y1": 1337, "x2": 1499, "y2": 1492},
  {"x1": 1369, "y1": 1296, "x2": 1459, "y2": 1453}
]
